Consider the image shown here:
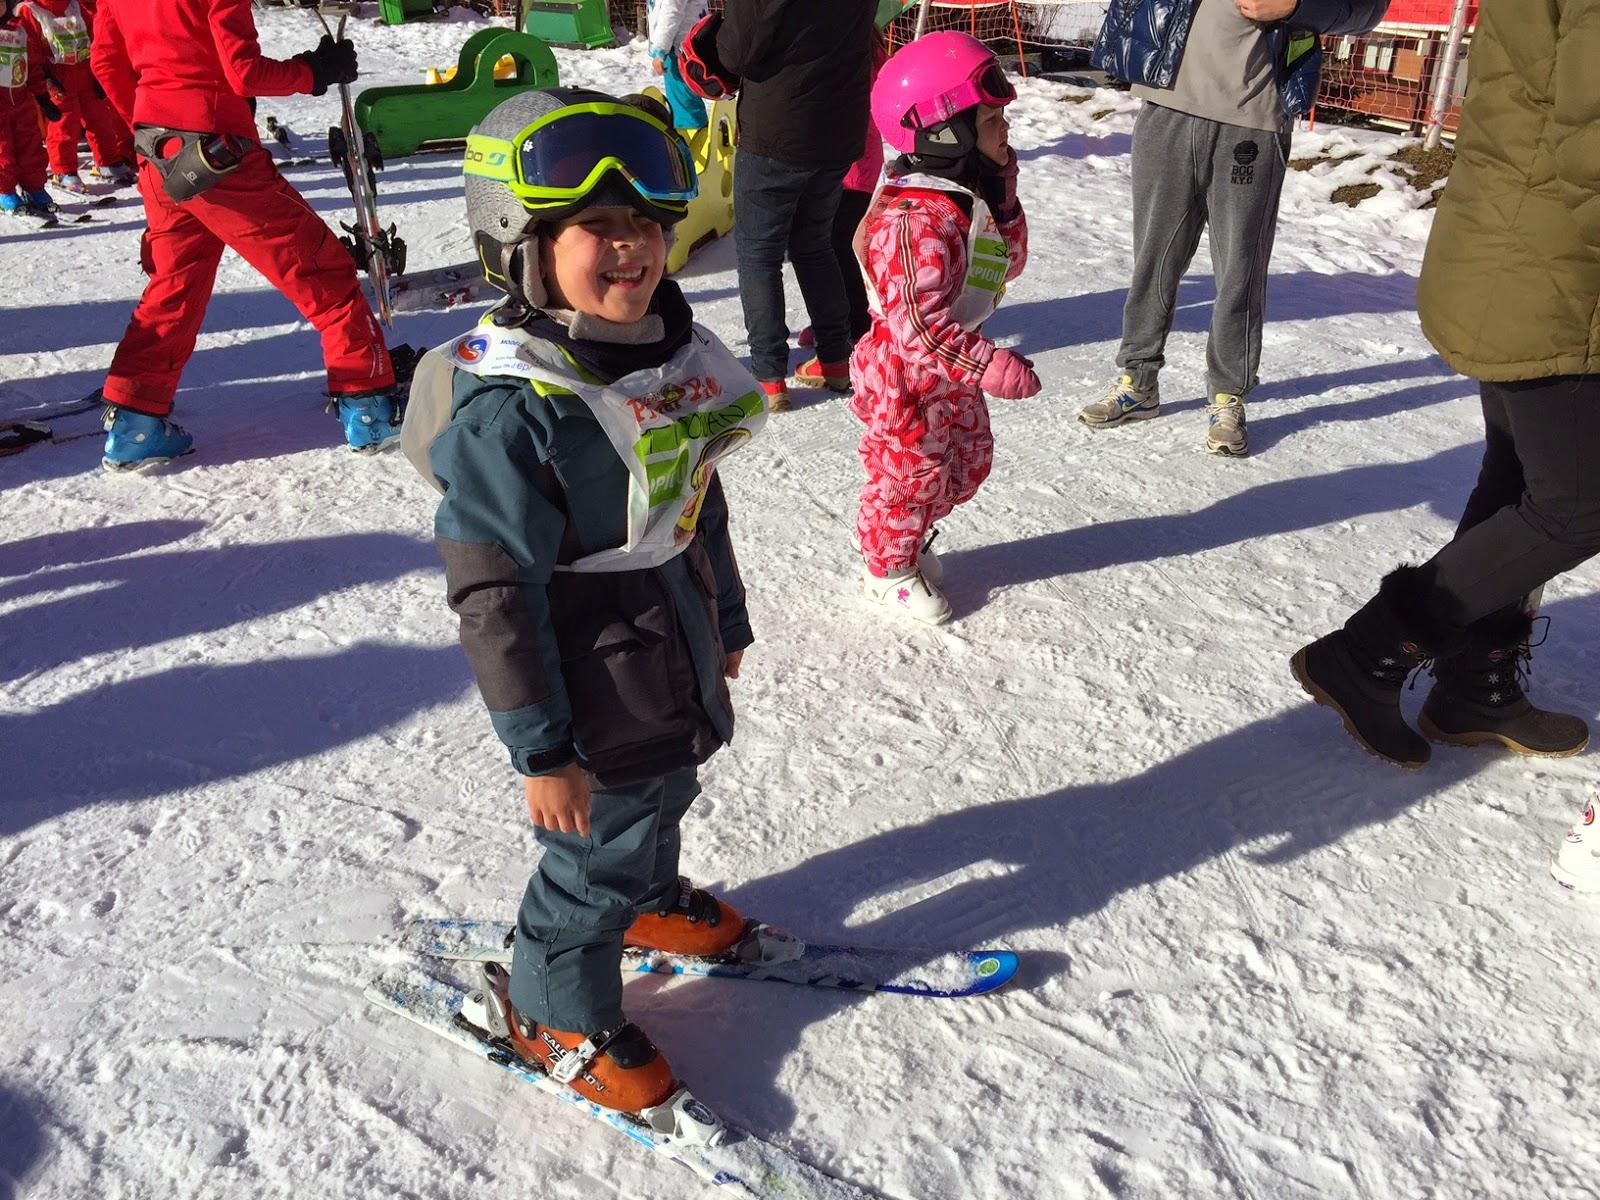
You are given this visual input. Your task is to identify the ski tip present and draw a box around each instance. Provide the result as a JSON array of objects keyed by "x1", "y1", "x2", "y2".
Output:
[
  {"x1": 964, "y1": 950, "x2": 1020, "y2": 994},
  {"x1": 874, "y1": 949, "x2": 1020, "y2": 998}
]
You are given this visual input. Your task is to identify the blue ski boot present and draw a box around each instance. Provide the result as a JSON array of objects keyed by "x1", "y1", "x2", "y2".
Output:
[
  {"x1": 101, "y1": 405, "x2": 195, "y2": 473},
  {"x1": 0, "y1": 193, "x2": 18, "y2": 214},
  {"x1": 335, "y1": 391, "x2": 402, "y2": 453}
]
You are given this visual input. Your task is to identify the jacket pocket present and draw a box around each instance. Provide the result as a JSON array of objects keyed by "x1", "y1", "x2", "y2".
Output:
[{"x1": 549, "y1": 571, "x2": 699, "y2": 762}]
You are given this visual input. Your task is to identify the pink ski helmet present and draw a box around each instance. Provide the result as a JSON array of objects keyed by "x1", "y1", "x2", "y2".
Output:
[{"x1": 872, "y1": 32, "x2": 1016, "y2": 158}]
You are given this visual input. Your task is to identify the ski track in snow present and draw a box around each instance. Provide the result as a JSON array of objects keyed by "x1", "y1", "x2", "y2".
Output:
[{"x1": 3, "y1": 10, "x2": 1598, "y2": 1200}]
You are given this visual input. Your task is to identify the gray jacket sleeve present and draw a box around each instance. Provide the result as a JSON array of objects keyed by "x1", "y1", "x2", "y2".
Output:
[
  {"x1": 1290, "y1": 0, "x2": 1389, "y2": 36},
  {"x1": 430, "y1": 382, "x2": 577, "y2": 776},
  {"x1": 695, "y1": 472, "x2": 753, "y2": 654}
]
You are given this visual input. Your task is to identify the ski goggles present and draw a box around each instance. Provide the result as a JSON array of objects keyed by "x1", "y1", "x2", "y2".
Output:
[
  {"x1": 464, "y1": 102, "x2": 697, "y2": 215},
  {"x1": 904, "y1": 61, "x2": 1016, "y2": 132}
]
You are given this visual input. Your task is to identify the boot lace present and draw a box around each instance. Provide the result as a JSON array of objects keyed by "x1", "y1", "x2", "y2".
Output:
[
  {"x1": 1206, "y1": 396, "x2": 1246, "y2": 432},
  {"x1": 1432, "y1": 617, "x2": 1546, "y2": 706},
  {"x1": 1369, "y1": 643, "x2": 1434, "y2": 690}
]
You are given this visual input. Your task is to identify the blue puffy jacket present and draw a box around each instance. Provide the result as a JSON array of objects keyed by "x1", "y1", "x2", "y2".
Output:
[{"x1": 1092, "y1": 0, "x2": 1391, "y2": 120}]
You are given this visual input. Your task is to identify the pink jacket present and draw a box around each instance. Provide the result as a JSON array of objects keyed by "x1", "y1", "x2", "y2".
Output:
[
  {"x1": 843, "y1": 40, "x2": 888, "y2": 193},
  {"x1": 844, "y1": 126, "x2": 883, "y2": 193},
  {"x1": 855, "y1": 182, "x2": 1028, "y2": 387}
]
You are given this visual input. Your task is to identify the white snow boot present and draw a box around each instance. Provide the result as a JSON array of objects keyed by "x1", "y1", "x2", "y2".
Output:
[
  {"x1": 862, "y1": 564, "x2": 951, "y2": 625},
  {"x1": 1551, "y1": 797, "x2": 1600, "y2": 894}
]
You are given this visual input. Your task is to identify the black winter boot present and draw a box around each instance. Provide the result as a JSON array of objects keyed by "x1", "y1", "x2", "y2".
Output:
[
  {"x1": 1418, "y1": 610, "x2": 1589, "y2": 756},
  {"x1": 1291, "y1": 566, "x2": 1456, "y2": 769}
]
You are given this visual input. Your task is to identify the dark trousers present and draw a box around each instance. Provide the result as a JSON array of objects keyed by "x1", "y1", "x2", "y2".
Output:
[
  {"x1": 1421, "y1": 375, "x2": 1600, "y2": 629},
  {"x1": 509, "y1": 769, "x2": 700, "y2": 1031},
  {"x1": 834, "y1": 186, "x2": 874, "y2": 344},
  {"x1": 732, "y1": 150, "x2": 853, "y2": 381}
]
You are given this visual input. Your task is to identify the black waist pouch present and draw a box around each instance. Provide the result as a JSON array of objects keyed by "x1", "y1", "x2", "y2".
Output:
[{"x1": 133, "y1": 126, "x2": 253, "y2": 203}]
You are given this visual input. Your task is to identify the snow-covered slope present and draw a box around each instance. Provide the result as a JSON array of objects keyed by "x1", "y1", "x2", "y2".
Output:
[{"x1": 2, "y1": 11, "x2": 1596, "y2": 1200}]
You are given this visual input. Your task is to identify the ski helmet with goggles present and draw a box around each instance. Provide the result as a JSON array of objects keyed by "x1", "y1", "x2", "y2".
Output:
[
  {"x1": 463, "y1": 88, "x2": 698, "y2": 307},
  {"x1": 872, "y1": 32, "x2": 1015, "y2": 160}
]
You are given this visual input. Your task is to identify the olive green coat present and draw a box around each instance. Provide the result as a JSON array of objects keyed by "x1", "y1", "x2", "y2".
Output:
[{"x1": 1417, "y1": 0, "x2": 1600, "y2": 381}]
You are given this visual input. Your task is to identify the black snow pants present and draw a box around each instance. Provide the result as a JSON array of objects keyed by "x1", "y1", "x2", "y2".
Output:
[{"x1": 1419, "y1": 375, "x2": 1600, "y2": 628}]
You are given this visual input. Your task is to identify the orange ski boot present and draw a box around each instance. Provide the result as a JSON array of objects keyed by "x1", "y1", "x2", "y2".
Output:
[
  {"x1": 625, "y1": 879, "x2": 747, "y2": 958},
  {"x1": 488, "y1": 973, "x2": 676, "y2": 1113}
]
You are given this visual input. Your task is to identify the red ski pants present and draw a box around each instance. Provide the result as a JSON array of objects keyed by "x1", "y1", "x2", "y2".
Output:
[
  {"x1": 850, "y1": 371, "x2": 994, "y2": 576},
  {"x1": 0, "y1": 93, "x2": 48, "y2": 194},
  {"x1": 104, "y1": 147, "x2": 393, "y2": 416},
  {"x1": 43, "y1": 62, "x2": 131, "y2": 175}
]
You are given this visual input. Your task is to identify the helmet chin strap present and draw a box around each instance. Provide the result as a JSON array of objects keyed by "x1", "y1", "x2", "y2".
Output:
[
  {"x1": 498, "y1": 220, "x2": 676, "y2": 319},
  {"x1": 513, "y1": 238, "x2": 549, "y2": 311}
]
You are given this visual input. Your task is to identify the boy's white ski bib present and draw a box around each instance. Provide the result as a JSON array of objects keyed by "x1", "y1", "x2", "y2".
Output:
[
  {"x1": 406, "y1": 322, "x2": 766, "y2": 572},
  {"x1": 865, "y1": 172, "x2": 1011, "y2": 332},
  {"x1": 0, "y1": 28, "x2": 29, "y2": 89},
  {"x1": 20, "y1": 1, "x2": 89, "y2": 64}
]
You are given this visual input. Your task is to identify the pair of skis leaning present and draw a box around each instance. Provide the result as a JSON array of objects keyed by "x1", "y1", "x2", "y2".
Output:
[
  {"x1": 368, "y1": 917, "x2": 1018, "y2": 1197},
  {"x1": 317, "y1": 3, "x2": 403, "y2": 327}
]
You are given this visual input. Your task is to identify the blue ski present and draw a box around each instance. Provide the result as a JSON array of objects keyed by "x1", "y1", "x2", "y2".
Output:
[
  {"x1": 398, "y1": 917, "x2": 1019, "y2": 999},
  {"x1": 365, "y1": 965, "x2": 882, "y2": 1199}
]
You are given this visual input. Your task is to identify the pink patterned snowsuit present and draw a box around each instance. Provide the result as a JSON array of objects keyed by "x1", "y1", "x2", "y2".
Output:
[{"x1": 849, "y1": 178, "x2": 1028, "y2": 576}]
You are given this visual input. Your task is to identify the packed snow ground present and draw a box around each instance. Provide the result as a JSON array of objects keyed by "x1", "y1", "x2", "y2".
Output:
[{"x1": 2, "y1": 11, "x2": 1597, "y2": 1200}]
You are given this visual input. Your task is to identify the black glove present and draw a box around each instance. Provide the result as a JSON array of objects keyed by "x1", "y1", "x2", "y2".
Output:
[
  {"x1": 35, "y1": 92, "x2": 62, "y2": 122},
  {"x1": 294, "y1": 34, "x2": 358, "y2": 97}
]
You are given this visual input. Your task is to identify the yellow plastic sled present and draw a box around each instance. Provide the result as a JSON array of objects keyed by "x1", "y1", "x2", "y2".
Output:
[{"x1": 667, "y1": 96, "x2": 737, "y2": 276}]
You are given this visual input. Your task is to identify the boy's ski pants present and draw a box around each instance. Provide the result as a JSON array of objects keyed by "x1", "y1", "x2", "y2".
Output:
[
  {"x1": 510, "y1": 768, "x2": 701, "y2": 1032},
  {"x1": 42, "y1": 60, "x2": 131, "y2": 174}
]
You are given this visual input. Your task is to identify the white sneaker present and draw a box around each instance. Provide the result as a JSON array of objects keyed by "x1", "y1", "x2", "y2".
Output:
[
  {"x1": 862, "y1": 564, "x2": 951, "y2": 625},
  {"x1": 1552, "y1": 798, "x2": 1600, "y2": 893},
  {"x1": 1205, "y1": 393, "x2": 1249, "y2": 457},
  {"x1": 1079, "y1": 373, "x2": 1160, "y2": 428}
]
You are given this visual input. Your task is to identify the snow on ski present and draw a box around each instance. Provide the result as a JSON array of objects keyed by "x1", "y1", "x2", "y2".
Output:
[
  {"x1": 365, "y1": 965, "x2": 883, "y2": 1200},
  {"x1": 399, "y1": 917, "x2": 1020, "y2": 998}
]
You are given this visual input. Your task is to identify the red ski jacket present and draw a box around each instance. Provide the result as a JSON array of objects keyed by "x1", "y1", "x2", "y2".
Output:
[{"x1": 90, "y1": 0, "x2": 311, "y2": 140}]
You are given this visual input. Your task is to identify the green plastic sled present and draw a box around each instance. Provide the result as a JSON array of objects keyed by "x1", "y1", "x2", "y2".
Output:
[
  {"x1": 354, "y1": 29, "x2": 560, "y2": 160},
  {"x1": 521, "y1": 0, "x2": 614, "y2": 49},
  {"x1": 875, "y1": 0, "x2": 917, "y2": 30}
]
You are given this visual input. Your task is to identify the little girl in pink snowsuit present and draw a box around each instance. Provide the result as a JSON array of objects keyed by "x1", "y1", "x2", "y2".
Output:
[{"x1": 850, "y1": 31, "x2": 1037, "y2": 624}]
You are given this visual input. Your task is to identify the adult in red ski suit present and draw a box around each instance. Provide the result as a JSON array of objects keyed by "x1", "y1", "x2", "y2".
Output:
[
  {"x1": 17, "y1": 0, "x2": 132, "y2": 178},
  {"x1": 849, "y1": 176, "x2": 1028, "y2": 576},
  {"x1": 90, "y1": 0, "x2": 393, "y2": 416},
  {"x1": 0, "y1": 0, "x2": 50, "y2": 200}
]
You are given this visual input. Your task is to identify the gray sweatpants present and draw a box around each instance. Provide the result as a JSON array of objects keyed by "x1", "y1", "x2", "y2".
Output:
[
  {"x1": 1117, "y1": 102, "x2": 1290, "y2": 399},
  {"x1": 510, "y1": 768, "x2": 700, "y2": 1032}
]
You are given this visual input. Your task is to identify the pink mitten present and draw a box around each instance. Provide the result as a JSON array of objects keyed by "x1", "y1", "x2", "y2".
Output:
[{"x1": 980, "y1": 349, "x2": 1040, "y2": 399}]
